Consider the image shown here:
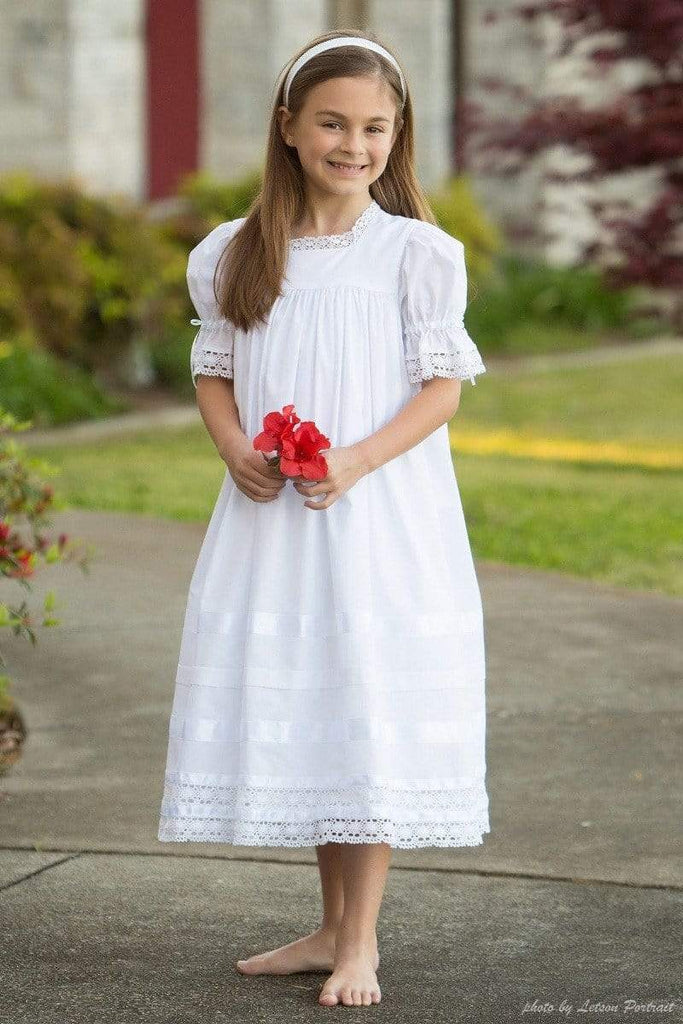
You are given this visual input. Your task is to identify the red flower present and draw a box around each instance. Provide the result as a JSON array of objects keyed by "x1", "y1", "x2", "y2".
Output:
[
  {"x1": 280, "y1": 421, "x2": 330, "y2": 480},
  {"x1": 253, "y1": 404, "x2": 330, "y2": 482},
  {"x1": 252, "y1": 404, "x2": 301, "y2": 455}
]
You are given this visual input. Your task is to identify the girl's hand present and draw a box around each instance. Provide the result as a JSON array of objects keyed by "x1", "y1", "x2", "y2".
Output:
[
  {"x1": 292, "y1": 445, "x2": 369, "y2": 510},
  {"x1": 223, "y1": 434, "x2": 287, "y2": 503}
]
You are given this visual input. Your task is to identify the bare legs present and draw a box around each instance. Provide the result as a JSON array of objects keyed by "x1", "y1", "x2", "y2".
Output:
[
  {"x1": 318, "y1": 841, "x2": 390, "y2": 1007},
  {"x1": 316, "y1": 840, "x2": 346, "y2": 933},
  {"x1": 235, "y1": 840, "x2": 391, "y2": 1007}
]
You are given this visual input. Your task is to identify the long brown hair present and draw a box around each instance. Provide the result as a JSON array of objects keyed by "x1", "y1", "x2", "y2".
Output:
[{"x1": 214, "y1": 28, "x2": 437, "y2": 333}]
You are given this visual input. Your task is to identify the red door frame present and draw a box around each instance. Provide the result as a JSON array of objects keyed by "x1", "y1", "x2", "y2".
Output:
[{"x1": 145, "y1": 0, "x2": 200, "y2": 200}]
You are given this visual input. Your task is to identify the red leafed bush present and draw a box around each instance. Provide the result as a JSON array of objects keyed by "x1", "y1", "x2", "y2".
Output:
[{"x1": 467, "y1": 0, "x2": 683, "y2": 325}]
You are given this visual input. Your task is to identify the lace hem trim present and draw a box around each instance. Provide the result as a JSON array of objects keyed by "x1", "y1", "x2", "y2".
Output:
[
  {"x1": 403, "y1": 320, "x2": 487, "y2": 387},
  {"x1": 289, "y1": 200, "x2": 380, "y2": 250},
  {"x1": 157, "y1": 777, "x2": 490, "y2": 849},
  {"x1": 158, "y1": 818, "x2": 489, "y2": 848}
]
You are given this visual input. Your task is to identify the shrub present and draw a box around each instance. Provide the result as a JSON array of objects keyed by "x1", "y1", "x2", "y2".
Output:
[
  {"x1": 0, "y1": 171, "x2": 186, "y2": 378},
  {"x1": 0, "y1": 334, "x2": 127, "y2": 428},
  {"x1": 466, "y1": 253, "x2": 661, "y2": 354},
  {"x1": 430, "y1": 174, "x2": 503, "y2": 289},
  {"x1": 0, "y1": 406, "x2": 92, "y2": 772}
]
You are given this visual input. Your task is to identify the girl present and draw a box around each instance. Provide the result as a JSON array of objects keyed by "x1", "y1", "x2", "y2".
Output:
[{"x1": 157, "y1": 28, "x2": 490, "y2": 1008}]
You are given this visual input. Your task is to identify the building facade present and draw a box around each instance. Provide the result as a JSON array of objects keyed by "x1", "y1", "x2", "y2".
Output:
[
  {"x1": 0, "y1": 1, "x2": 662, "y2": 264},
  {"x1": 0, "y1": 1, "x2": 467, "y2": 199}
]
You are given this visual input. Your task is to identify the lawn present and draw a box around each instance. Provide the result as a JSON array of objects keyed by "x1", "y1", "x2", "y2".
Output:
[
  {"x1": 456, "y1": 349, "x2": 683, "y2": 447},
  {"x1": 26, "y1": 350, "x2": 683, "y2": 596}
]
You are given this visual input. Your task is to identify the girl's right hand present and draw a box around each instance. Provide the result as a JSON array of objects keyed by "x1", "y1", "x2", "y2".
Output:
[{"x1": 223, "y1": 435, "x2": 287, "y2": 503}]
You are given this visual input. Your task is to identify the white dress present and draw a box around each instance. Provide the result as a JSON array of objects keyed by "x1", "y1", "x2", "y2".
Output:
[{"x1": 157, "y1": 199, "x2": 490, "y2": 849}]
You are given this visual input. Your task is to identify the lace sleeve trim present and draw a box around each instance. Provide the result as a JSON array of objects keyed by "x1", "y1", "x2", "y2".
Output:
[
  {"x1": 403, "y1": 318, "x2": 487, "y2": 387},
  {"x1": 190, "y1": 318, "x2": 235, "y2": 387}
]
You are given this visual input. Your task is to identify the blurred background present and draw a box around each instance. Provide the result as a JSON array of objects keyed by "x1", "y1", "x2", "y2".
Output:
[
  {"x1": 0, "y1": 11, "x2": 681, "y2": 1014},
  {"x1": 1, "y1": 0, "x2": 682, "y2": 767}
]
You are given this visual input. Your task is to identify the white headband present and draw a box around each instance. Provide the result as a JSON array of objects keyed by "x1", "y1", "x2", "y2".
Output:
[{"x1": 282, "y1": 37, "x2": 406, "y2": 108}]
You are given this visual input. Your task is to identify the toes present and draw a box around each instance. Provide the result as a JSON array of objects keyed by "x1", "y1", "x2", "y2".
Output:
[
  {"x1": 319, "y1": 973, "x2": 379, "y2": 1007},
  {"x1": 236, "y1": 956, "x2": 266, "y2": 973}
]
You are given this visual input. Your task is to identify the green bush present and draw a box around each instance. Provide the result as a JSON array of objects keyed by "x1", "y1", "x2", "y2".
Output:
[
  {"x1": 430, "y1": 174, "x2": 503, "y2": 290},
  {"x1": 149, "y1": 325, "x2": 197, "y2": 400},
  {"x1": 179, "y1": 168, "x2": 262, "y2": 223},
  {"x1": 157, "y1": 169, "x2": 263, "y2": 253},
  {"x1": 0, "y1": 334, "x2": 127, "y2": 427},
  {"x1": 466, "y1": 253, "x2": 661, "y2": 354},
  {"x1": 149, "y1": 169, "x2": 265, "y2": 390},
  {"x1": 0, "y1": 171, "x2": 187, "y2": 375}
]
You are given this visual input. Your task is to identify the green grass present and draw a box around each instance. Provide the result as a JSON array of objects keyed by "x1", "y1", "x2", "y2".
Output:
[
  {"x1": 35, "y1": 424, "x2": 225, "y2": 522},
  {"x1": 458, "y1": 454, "x2": 682, "y2": 595},
  {"x1": 459, "y1": 350, "x2": 683, "y2": 447},
  {"x1": 25, "y1": 351, "x2": 683, "y2": 596}
]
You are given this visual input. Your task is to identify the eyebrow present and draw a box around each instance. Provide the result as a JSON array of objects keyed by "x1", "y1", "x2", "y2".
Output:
[{"x1": 314, "y1": 109, "x2": 392, "y2": 123}]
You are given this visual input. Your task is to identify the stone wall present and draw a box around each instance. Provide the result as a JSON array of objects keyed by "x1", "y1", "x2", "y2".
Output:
[
  {"x1": 0, "y1": 0, "x2": 145, "y2": 197},
  {"x1": 202, "y1": 0, "x2": 328, "y2": 178},
  {"x1": 465, "y1": 0, "x2": 546, "y2": 253},
  {"x1": 370, "y1": 0, "x2": 452, "y2": 191}
]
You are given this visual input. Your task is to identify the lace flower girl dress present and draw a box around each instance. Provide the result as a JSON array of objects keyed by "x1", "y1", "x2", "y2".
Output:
[{"x1": 157, "y1": 200, "x2": 490, "y2": 849}]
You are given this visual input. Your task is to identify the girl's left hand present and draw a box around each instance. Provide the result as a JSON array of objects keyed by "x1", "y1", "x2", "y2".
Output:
[{"x1": 292, "y1": 445, "x2": 369, "y2": 510}]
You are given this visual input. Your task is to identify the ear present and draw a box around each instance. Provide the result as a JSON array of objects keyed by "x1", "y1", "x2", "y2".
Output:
[{"x1": 277, "y1": 106, "x2": 293, "y2": 145}]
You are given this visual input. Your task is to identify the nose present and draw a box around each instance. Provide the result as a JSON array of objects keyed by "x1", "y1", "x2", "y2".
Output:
[{"x1": 338, "y1": 128, "x2": 367, "y2": 158}]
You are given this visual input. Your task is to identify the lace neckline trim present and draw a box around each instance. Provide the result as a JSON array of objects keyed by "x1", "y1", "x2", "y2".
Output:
[{"x1": 289, "y1": 200, "x2": 380, "y2": 250}]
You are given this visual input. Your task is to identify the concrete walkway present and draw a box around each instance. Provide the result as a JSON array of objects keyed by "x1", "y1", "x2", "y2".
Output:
[{"x1": 1, "y1": 506, "x2": 681, "y2": 1022}]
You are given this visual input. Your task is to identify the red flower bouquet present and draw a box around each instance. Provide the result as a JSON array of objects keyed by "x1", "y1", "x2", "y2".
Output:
[{"x1": 253, "y1": 404, "x2": 331, "y2": 481}]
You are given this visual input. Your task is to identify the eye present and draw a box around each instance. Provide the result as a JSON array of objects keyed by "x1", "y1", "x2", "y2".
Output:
[{"x1": 322, "y1": 122, "x2": 383, "y2": 133}]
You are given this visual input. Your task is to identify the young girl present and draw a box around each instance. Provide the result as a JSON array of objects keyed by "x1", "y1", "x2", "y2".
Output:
[{"x1": 157, "y1": 28, "x2": 490, "y2": 1008}]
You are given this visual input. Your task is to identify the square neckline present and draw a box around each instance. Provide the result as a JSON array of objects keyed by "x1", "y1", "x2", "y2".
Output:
[{"x1": 288, "y1": 199, "x2": 380, "y2": 250}]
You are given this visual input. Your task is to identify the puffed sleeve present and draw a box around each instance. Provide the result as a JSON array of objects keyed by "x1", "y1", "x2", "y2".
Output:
[
  {"x1": 399, "y1": 222, "x2": 486, "y2": 388},
  {"x1": 187, "y1": 220, "x2": 243, "y2": 388}
]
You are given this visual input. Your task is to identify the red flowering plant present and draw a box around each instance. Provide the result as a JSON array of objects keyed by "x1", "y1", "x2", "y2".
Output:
[
  {"x1": 253, "y1": 404, "x2": 331, "y2": 482},
  {"x1": 0, "y1": 406, "x2": 92, "y2": 773}
]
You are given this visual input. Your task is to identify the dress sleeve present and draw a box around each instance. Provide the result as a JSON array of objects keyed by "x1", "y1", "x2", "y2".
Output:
[
  {"x1": 187, "y1": 221, "x2": 241, "y2": 389},
  {"x1": 399, "y1": 222, "x2": 486, "y2": 388}
]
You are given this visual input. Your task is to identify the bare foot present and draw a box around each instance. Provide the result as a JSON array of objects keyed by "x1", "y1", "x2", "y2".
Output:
[
  {"x1": 318, "y1": 941, "x2": 381, "y2": 1007},
  {"x1": 236, "y1": 927, "x2": 337, "y2": 975}
]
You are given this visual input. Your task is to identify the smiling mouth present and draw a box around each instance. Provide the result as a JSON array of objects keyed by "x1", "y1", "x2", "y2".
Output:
[{"x1": 327, "y1": 161, "x2": 367, "y2": 170}]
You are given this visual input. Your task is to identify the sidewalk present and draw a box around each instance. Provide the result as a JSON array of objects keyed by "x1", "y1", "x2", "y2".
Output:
[{"x1": 1, "y1": 507, "x2": 681, "y2": 1022}]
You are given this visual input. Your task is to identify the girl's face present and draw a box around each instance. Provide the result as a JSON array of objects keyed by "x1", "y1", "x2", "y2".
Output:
[{"x1": 279, "y1": 75, "x2": 400, "y2": 198}]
